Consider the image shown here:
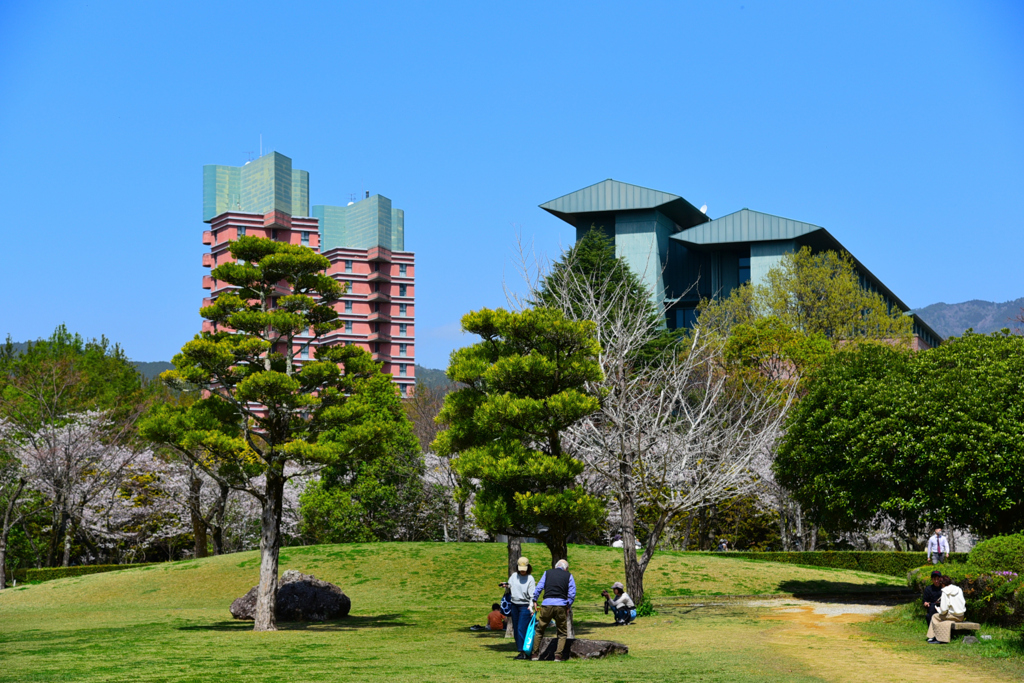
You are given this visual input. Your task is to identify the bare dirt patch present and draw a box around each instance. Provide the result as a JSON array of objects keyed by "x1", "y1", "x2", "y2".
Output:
[{"x1": 752, "y1": 600, "x2": 1012, "y2": 683}]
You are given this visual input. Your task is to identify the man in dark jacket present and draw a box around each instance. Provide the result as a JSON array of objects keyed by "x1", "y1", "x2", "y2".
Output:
[
  {"x1": 530, "y1": 559, "x2": 576, "y2": 661},
  {"x1": 923, "y1": 570, "x2": 943, "y2": 627}
]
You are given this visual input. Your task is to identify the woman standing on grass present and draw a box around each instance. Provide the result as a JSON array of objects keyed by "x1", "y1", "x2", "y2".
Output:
[{"x1": 500, "y1": 557, "x2": 536, "y2": 660}]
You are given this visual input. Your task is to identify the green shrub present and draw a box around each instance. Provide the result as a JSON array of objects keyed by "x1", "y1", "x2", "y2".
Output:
[
  {"x1": 727, "y1": 551, "x2": 967, "y2": 578},
  {"x1": 25, "y1": 563, "x2": 157, "y2": 583},
  {"x1": 636, "y1": 591, "x2": 657, "y2": 617},
  {"x1": 907, "y1": 564, "x2": 1023, "y2": 628},
  {"x1": 970, "y1": 534, "x2": 1024, "y2": 573}
]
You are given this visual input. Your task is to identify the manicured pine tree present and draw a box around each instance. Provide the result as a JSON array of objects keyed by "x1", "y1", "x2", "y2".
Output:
[
  {"x1": 144, "y1": 235, "x2": 404, "y2": 632},
  {"x1": 432, "y1": 307, "x2": 605, "y2": 568}
]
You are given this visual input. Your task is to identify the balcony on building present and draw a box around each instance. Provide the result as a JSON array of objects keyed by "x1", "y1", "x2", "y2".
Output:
[
  {"x1": 367, "y1": 246, "x2": 393, "y2": 263},
  {"x1": 202, "y1": 230, "x2": 213, "y2": 245},
  {"x1": 366, "y1": 270, "x2": 391, "y2": 283},
  {"x1": 367, "y1": 331, "x2": 392, "y2": 342},
  {"x1": 202, "y1": 253, "x2": 214, "y2": 267},
  {"x1": 367, "y1": 291, "x2": 391, "y2": 303},
  {"x1": 367, "y1": 310, "x2": 391, "y2": 322},
  {"x1": 202, "y1": 275, "x2": 213, "y2": 290}
]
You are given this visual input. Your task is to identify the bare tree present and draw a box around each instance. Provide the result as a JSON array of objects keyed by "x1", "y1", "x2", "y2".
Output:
[{"x1": 521, "y1": 238, "x2": 791, "y2": 602}]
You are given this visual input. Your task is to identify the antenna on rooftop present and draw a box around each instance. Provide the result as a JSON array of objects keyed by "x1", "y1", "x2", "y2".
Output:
[{"x1": 700, "y1": 204, "x2": 708, "y2": 214}]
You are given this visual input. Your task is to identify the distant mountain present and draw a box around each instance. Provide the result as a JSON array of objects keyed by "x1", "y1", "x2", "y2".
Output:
[
  {"x1": 913, "y1": 298, "x2": 1024, "y2": 339},
  {"x1": 133, "y1": 361, "x2": 175, "y2": 381},
  {"x1": 415, "y1": 365, "x2": 453, "y2": 392}
]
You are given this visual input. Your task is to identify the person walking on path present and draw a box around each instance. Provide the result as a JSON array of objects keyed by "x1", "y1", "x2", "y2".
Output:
[
  {"x1": 500, "y1": 557, "x2": 536, "y2": 660},
  {"x1": 927, "y1": 576, "x2": 967, "y2": 644},
  {"x1": 922, "y1": 570, "x2": 943, "y2": 627},
  {"x1": 927, "y1": 528, "x2": 949, "y2": 564},
  {"x1": 530, "y1": 559, "x2": 576, "y2": 662}
]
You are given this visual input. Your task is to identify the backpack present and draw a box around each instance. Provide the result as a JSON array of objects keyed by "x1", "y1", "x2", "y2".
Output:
[{"x1": 499, "y1": 587, "x2": 513, "y2": 616}]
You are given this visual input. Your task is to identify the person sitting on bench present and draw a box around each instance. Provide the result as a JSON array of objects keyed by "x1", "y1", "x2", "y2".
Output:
[
  {"x1": 927, "y1": 576, "x2": 966, "y2": 644},
  {"x1": 601, "y1": 582, "x2": 636, "y2": 625}
]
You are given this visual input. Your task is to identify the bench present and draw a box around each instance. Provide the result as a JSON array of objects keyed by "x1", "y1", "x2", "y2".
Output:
[{"x1": 952, "y1": 622, "x2": 980, "y2": 632}]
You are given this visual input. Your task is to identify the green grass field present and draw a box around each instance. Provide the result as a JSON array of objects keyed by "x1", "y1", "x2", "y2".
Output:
[{"x1": 0, "y1": 543, "x2": 1017, "y2": 683}]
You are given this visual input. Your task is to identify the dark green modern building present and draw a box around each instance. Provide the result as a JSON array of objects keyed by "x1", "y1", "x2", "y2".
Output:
[{"x1": 541, "y1": 179, "x2": 941, "y2": 349}]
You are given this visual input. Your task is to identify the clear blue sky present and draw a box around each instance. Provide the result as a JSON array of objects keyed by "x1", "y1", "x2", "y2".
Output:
[{"x1": 1, "y1": 1, "x2": 1021, "y2": 369}]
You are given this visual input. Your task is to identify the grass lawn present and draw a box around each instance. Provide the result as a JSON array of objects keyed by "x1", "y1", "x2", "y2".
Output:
[
  {"x1": 859, "y1": 602, "x2": 1024, "y2": 679},
  {"x1": 0, "y1": 543, "x2": 1016, "y2": 682}
]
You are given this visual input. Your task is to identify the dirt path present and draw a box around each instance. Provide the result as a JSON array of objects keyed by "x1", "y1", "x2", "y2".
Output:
[{"x1": 748, "y1": 599, "x2": 1010, "y2": 683}]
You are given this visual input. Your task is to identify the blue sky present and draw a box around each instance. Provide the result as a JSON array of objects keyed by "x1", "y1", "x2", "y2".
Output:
[{"x1": 1, "y1": 1, "x2": 1021, "y2": 369}]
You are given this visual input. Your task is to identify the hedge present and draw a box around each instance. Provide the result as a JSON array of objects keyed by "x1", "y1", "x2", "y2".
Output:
[
  {"x1": 23, "y1": 563, "x2": 158, "y2": 583},
  {"x1": 908, "y1": 564, "x2": 1023, "y2": 628},
  {"x1": 726, "y1": 551, "x2": 967, "y2": 578}
]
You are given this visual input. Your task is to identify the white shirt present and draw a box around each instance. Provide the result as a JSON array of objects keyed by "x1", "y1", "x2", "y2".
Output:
[
  {"x1": 939, "y1": 585, "x2": 966, "y2": 616},
  {"x1": 507, "y1": 573, "x2": 536, "y2": 605},
  {"x1": 927, "y1": 535, "x2": 950, "y2": 555},
  {"x1": 611, "y1": 592, "x2": 635, "y2": 609}
]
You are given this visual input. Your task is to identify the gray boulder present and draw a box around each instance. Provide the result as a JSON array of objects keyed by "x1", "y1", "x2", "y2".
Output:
[
  {"x1": 230, "y1": 570, "x2": 351, "y2": 622},
  {"x1": 533, "y1": 637, "x2": 629, "y2": 660}
]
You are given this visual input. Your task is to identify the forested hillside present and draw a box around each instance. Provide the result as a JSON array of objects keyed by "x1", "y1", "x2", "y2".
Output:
[{"x1": 913, "y1": 297, "x2": 1023, "y2": 338}]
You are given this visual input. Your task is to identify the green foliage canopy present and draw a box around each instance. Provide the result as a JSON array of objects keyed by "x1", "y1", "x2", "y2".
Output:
[
  {"x1": 432, "y1": 307, "x2": 605, "y2": 565},
  {"x1": 699, "y1": 247, "x2": 913, "y2": 347},
  {"x1": 775, "y1": 331, "x2": 1024, "y2": 537}
]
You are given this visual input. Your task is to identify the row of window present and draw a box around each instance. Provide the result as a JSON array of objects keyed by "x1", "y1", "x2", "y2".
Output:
[
  {"x1": 296, "y1": 342, "x2": 412, "y2": 357},
  {"x1": 343, "y1": 260, "x2": 410, "y2": 276}
]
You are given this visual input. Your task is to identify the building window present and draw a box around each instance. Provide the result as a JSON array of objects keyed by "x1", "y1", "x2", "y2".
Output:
[
  {"x1": 399, "y1": 264, "x2": 407, "y2": 276},
  {"x1": 344, "y1": 301, "x2": 353, "y2": 313},
  {"x1": 345, "y1": 321, "x2": 353, "y2": 333},
  {"x1": 739, "y1": 257, "x2": 751, "y2": 284},
  {"x1": 271, "y1": 228, "x2": 278, "y2": 240},
  {"x1": 399, "y1": 324, "x2": 407, "y2": 337},
  {"x1": 399, "y1": 364, "x2": 407, "y2": 376},
  {"x1": 301, "y1": 231, "x2": 309, "y2": 246},
  {"x1": 399, "y1": 344, "x2": 407, "y2": 357},
  {"x1": 399, "y1": 304, "x2": 407, "y2": 317},
  {"x1": 300, "y1": 344, "x2": 309, "y2": 359},
  {"x1": 345, "y1": 260, "x2": 353, "y2": 273},
  {"x1": 399, "y1": 285, "x2": 407, "y2": 297},
  {"x1": 237, "y1": 226, "x2": 246, "y2": 237}
]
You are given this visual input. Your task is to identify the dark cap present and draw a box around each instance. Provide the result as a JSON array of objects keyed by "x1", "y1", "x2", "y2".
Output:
[{"x1": 931, "y1": 570, "x2": 943, "y2": 578}]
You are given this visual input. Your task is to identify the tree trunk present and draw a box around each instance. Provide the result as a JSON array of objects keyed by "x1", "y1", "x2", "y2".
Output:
[
  {"x1": 456, "y1": 499, "x2": 466, "y2": 543},
  {"x1": 506, "y1": 536, "x2": 521, "y2": 577},
  {"x1": 189, "y1": 472, "x2": 209, "y2": 558},
  {"x1": 620, "y1": 491, "x2": 645, "y2": 604},
  {"x1": 681, "y1": 514, "x2": 694, "y2": 551},
  {"x1": 62, "y1": 518, "x2": 75, "y2": 567},
  {"x1": 0, "y1": 529, "x2": 8, "y2": 590},
  {"x1": 253, "y1": 471, "x2": 285, "y2": 632},
  {"x1": 22, "y1": 520, "x2": 43, "y2": 568},
  {"x1": 546, "y1": 536, "x2": 568, "y2": 568},
  {"x1": 211, "y1": 483, "x2": 229, "y2": 556},
  {"x1": 1, "y1": 478, "x2": 27, "y2": 590}
]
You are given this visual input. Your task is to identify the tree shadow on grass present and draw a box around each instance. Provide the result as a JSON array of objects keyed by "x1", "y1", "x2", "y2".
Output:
[
  {"x1": 778, "y1": 579, "x2": 916, "y2": 601},
  {"x1": 177, "y1": 614, "x2": 411, "y2": 632}
]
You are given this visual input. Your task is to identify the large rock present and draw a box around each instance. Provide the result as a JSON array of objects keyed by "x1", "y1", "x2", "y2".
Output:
[
  {"x1": 533, "y1": 637, "x2": 629, "y2": 660},
  {"x1": 230, "y1": 570, "x2": 351, "y2": 622}
]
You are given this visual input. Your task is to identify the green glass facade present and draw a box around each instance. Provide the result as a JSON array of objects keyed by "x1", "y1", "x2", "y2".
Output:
[
  {"x1": 202, "y1": 152, "x2": 309, "y2": 222},
  {"x1": 314, "y1": 194, "x2": 406, "y2": 252}
]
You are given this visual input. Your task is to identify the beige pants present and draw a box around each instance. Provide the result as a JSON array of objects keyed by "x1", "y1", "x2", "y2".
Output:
[{"x1": 927, "y1": 612, "x2": 965, "y2": 643}]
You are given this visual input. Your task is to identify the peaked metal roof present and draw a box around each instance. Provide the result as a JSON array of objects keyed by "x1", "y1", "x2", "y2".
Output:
[
  {"x1": 671, "y1": 208, "x2": 825, "y2": 246},
  {"x1": 540, "y1": 179, "x2": 709, "y2": 229}
]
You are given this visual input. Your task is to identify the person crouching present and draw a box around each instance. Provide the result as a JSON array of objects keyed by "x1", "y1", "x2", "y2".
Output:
[
  {"x1": 601, "y1": 582, "x2": 636, "y2": 625},
  {"x1": 927, "y1": 576, "x2": 966, "y2": 644}
]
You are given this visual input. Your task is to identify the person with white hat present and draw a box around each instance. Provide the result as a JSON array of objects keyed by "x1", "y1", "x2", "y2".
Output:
[
  {"x1": 601, "y1": 582, "x2": 636, "y2": 625},
  {"x1": 500, "y1": 557, "x2": 536, "y2": 659}
]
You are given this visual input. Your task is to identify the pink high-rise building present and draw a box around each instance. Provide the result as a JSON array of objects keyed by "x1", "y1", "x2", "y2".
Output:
[{"x1": 201, "y1": 152, "x2": 415, "y2": 396}]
